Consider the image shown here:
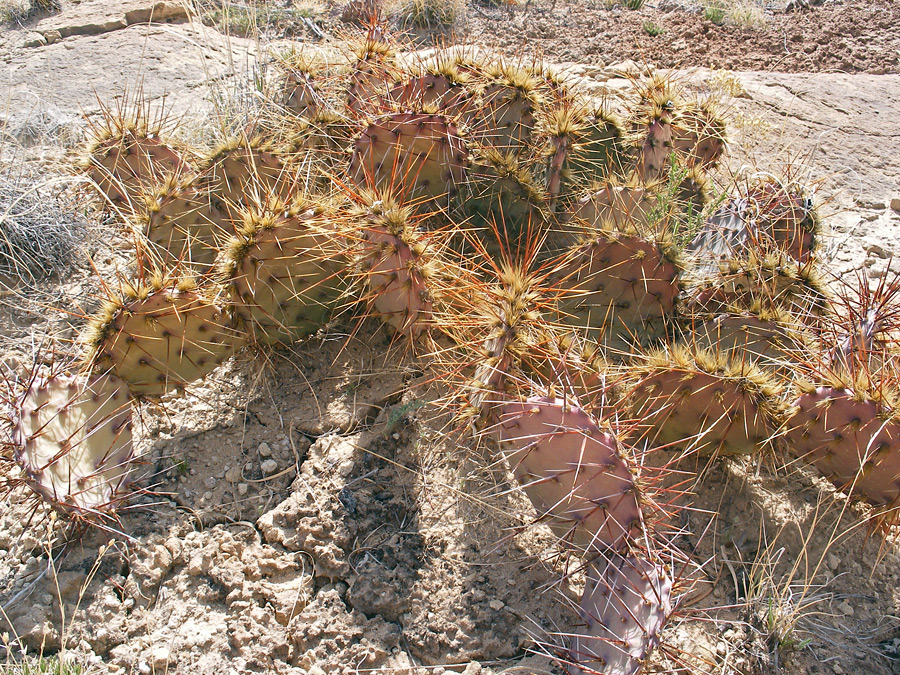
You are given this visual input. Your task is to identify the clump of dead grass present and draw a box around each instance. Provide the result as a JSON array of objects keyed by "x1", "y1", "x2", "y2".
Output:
[
  {"x1": 0, "y1": 160, "x2": 87, "y2": 284},
  {"x1": 0, "y1": 0, "x2": 59, "y2": 25},
  {"x1": 392, "y1": 0, "x2": 465, "y2": 31}
]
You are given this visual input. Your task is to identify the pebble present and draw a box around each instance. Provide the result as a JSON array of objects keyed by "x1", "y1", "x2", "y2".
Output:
[
  {"x1": 866, "y1": 243, "x2": 891, "y2": 258},
  {"x1": 225, "y1": 466, "x2": 241, "y2": 483},
  {"x1": 837, "y1": 600, "x2": 854, "y2": 616},
  {"x1": 237, "y1": 483, "x2": 249, "y2": 496},
  {"x1": 151, "y1": 646, "x2": 171, "y2": 668},
  {"x1": 204, "y1": 476, "x2": 217, "y2": 489},
  {"x1": 261, "y1": 459, "x2": 278, "y2": 475},
  {"x1": 258, "y1": 442, "x2": 273, "y2": 457},
  {"x1": 488, "y1": 600, "x2": 504, "y2": 611},
  {"x1": 891, "y1": 197, "x2": 900, "y2": 212}
]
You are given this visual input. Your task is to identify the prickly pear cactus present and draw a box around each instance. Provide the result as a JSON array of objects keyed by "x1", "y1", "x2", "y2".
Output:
[
  {"x1": 569, "y1": 184, "x2": 656, "y2": 231},
  {"x1": 202, "y1": 136, "x2": 288, "y2": 207},
  {"x1": 672, "y1": 100, "x2": 726, "y2": 169},
  {"x1": 221, "y1": 198, "x2": 349, "y2": 345},
  {"x1": 135, "y1": 173, "x2": 227, "y2": 270},
  {"x1": 569, "y1": 553, "x2": 673, "y2": 675},
  {"x1": 628, "y1": 344, "x2": 785, "y2": 456},
  {"x1": 354, "y1": 192, "x2": 439, "y2": 338},
  {"x1": 349, "y1": 112, "x2": 468, "y2": 208},
  {"x1": 552, "y1": 225, "x2": 684, "y2": 353},
  {"x1": 785, "y1": 382, "x2": 900, "y2": 512},
  {"x1": 495, "y1": 396, "x2": 644, "y2": 553},
  {"x1": 84, "y1": 276, "x2": 243, "y2": 396},
  {"x1": 84, "y1": 126, "x2": 192, "y2": 207},
  {"x1": 12, "y1": 371, "x2": 134, "y2": 519}
]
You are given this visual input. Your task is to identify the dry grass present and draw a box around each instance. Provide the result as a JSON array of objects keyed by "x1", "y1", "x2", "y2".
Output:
[
  {"x1": 0, "y1": 0, "x2": 59, "y2": 25},
  {"x1": 392, "y1": 0, "x2": 466, "y2": 30}
]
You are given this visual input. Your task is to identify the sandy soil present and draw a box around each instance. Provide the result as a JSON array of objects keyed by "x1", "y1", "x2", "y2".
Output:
[{"x1": 1, "y1": 1, "x2": 900, "y2": 674}]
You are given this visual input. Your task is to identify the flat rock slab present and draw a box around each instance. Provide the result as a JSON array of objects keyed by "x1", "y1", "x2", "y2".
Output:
[
  {"x1": 734, "y1": 72, "x2": 900, "y2": 275},
  {"x1": 1, "y1": 20, "x2": 256, "y2": 121},
  {"x1": 32, "y1": 0, "x2": 188, "y2": 37}
]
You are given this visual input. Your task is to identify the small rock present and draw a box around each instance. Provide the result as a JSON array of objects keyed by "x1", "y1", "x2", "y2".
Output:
[
  {"x1": 837, "y1": 600, "x2": 854, "y2": 616},
  {"x1": 23, "y1": 33, "x2": 47, "y2": 48},
  {"x1": 151, "y1": 646, "x2": 171, "y2": 668},
  {"x1": 832, "y1": 663, "x2": 844, "y2": 674},
  {"x1": 856, "y1": 197, "x2": 886, "y2": 209},
  {"x1": 224, "y1": 466, "x2": 241, "y2": 483},
  {"x1": 258, "y1": 442, "x2": 273, "y2": 457},
  {"x1": 866, "y1": 243, "x2": 891, "y2": 258},
  {"x1": 202, "y1": 491, "x2": 213, "y2": 501},
  {"x1": 462, "y1": 664, "x2": 482, "y2": 675},
  {"x1": 827, "y1": 553, "x2": 840, "y2": 570},
  {"x1": 42, "y1": 29, "x2": 62, "y2": 45},
  {"x1": 237, "y1": 483, "x2": 249, "y2": 497},
  {"x1": 203, "y1": 476, "x2": 217, "y2": 489},
  {"x1": 605, "y1": 60, "x2": 641, "y2": 78},
  {"x1": 891, "y1": 197, "x2": 900, "y2": 212},
  {"x1": 261, "y1": 459, "x2": 278, "y2": 475},
  {"x1": 488, "y1": 600, "x2": 504, "y2": 611},
  {"x1": 137, "y1": 661, "x2": 151, "y2": 675}
]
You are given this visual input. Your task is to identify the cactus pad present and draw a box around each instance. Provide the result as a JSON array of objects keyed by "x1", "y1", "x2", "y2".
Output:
[
  {"x1": 349, "y1": 112, "x2": 467, "y2": 207},
  {"x1": 13, "y1": 371, "x2": 134, "y2": 518},
  {"x1": 86, "y1": 277, "x2": 242, "y2": 396},
  {"x1": 569, "y1": 553, "x2": 672, "y2": 675},
  {"x1": 496, "y1": 396, "x2": 643, "y2": 552},
  {"x1": 222, "y1": 200, "x2": 348, "y2": 345},
  {"x1": 628, "y1": 345, "x2": 785, "y2": 456},
  {"x1": 553, "y1": 227, "x2": 684, "y2": 352},
  {"x1": 786, "y1": 386, "x2": 900, "y2": 509},
  {"x1": 85, "y1": 129, "x2": 190, "y2": 206},
  {"x1": 356, "y1": 196, "x2": 437, "y2": 337}
]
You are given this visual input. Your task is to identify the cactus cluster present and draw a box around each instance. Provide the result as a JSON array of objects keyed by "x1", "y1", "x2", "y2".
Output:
[{"x1": 4, "y1": 22, "x2": 900, "y2": 674}]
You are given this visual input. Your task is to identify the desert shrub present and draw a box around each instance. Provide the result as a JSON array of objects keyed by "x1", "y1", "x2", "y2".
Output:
[
  {"x1": 0, "y1": 168, "x2": 86, "y2": 283},
  {"x1": 702, "y1": 0, "x2": 726, "y2": 24},
  {"x1": 0, "y1": 0, "x2": 60, "y2": 25},
  {"x1": 726, "y1": 1, "x2": 766, "y2": 29},
  {"x1": 394, "y1": 0, "x2": 465, "y2": 30},
  {"x1": 642, "y1": 19, "x2": 664, "y2": 35}
]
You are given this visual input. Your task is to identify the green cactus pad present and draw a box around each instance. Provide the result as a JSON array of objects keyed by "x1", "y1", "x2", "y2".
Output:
[
  {"x1": 628, "y1": 344, "x2": 785, "y2": 456},
  {"x1": 542, "y1": 103, "x2": 626, "y2": 207},
  {"x1": 202, "y1": 137, "x2": 288, "y2": 207},
  {"x1": 221, "y1": 199, "x2": 349, "y2": 345},
  {"x1": 86, "y1": 277, "x2": 243, "y2": 396},
  {"x1": 687, "y1": 250, "x2": 831, "y2": 320},
  {"x1": 465, "y1": 64, "x2": 541, "y2": 151},
  {"x1": 135, "y1": 173, "x2": 229, "y2": 270}
]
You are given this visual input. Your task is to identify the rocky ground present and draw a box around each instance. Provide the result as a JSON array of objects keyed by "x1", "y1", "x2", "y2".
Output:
[{"x1": 1, "y1": 1, "x2": 900, "y2": 674}]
